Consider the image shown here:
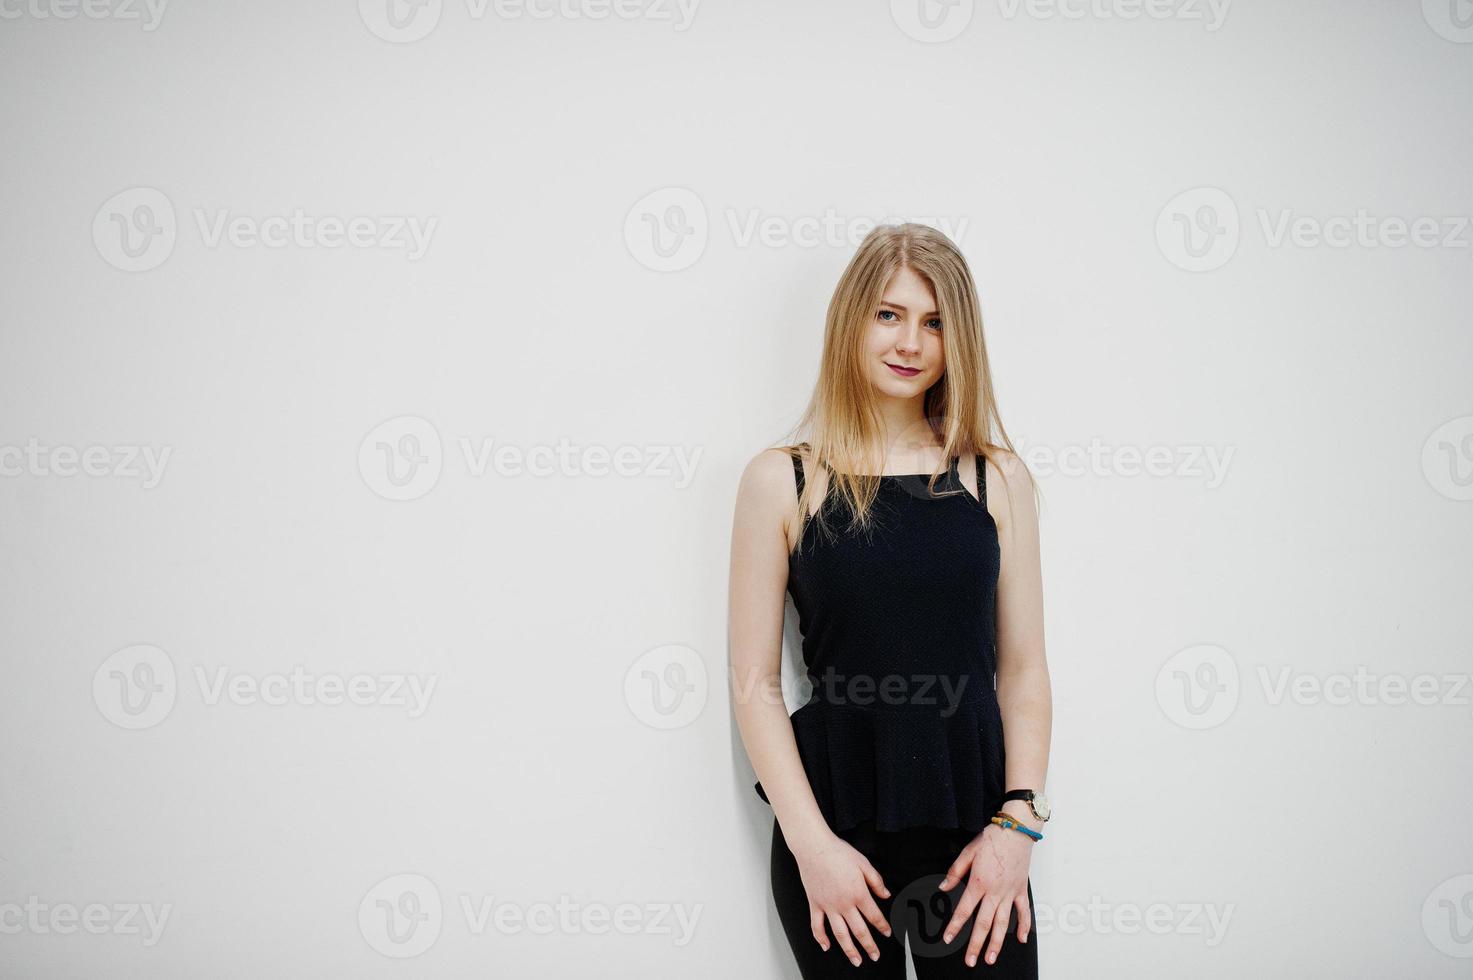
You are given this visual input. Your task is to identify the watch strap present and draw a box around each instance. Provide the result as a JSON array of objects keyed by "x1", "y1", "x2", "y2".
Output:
[{"x1": 1000, "y1": 788, "x2": 1048, "y2": 822}]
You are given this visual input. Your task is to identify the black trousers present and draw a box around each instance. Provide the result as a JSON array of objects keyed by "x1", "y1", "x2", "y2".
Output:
[{"x1": 770, "y1": 816, "x2": 1039, "y2": 978}]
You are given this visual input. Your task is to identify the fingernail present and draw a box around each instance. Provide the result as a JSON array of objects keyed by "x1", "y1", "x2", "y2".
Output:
[
  {"x1": 966, "y1": 955, "x2": 976, "y2": 966},
  {"x1": 850, "y1": 955, "x2": 860, "y2": 966},
  {"x1": 987, "y1": 952, "x2": 996, "y2": 964}
]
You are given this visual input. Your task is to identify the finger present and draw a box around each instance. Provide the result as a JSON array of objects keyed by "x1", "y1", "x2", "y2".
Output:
[
  {"x1": 1014, "y1": 892, "x2": 1032, "y2": 944},
  {"x1": 936, "y1": 845, "x2": 975, "y2": 892},
  {"x1": 843, "y1": 907, "x2": 881, "y2": 961},
  {"x1": 809, "y1": 903, "x2": 830, "y2": 951},
  {"x1": 983, "y1": 898, "x2": 1012, "y2": 965},
  {"x1": 965, "y1": 896, "x2": 1002, "y2": 968},
  {"x1": 827, "y1": 911, "x2": 863, "y2": 968},
  {"x1": 857, "y1": 893, "x2": 892, "y2": 939},
  {"x1": 941, "y1": 879, "x2": 984, "y2": 945},
  {"x1": 859, "y1": 859, "x2": 891, "y2": 900}
]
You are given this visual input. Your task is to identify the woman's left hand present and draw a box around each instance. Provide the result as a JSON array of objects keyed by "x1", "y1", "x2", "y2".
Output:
[{"x1": 936, "y1": 818, "x2": 1034, "y2": 967}]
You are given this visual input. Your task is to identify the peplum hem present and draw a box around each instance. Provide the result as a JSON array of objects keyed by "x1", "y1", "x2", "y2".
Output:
[{"x1": 753, "y1": 698, "x2": 1006, "y2": 835}]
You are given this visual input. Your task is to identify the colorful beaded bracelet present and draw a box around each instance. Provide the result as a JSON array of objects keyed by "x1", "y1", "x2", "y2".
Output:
[{"x1": 990, "y1": 811, "x2": 1043, "y2": 842}]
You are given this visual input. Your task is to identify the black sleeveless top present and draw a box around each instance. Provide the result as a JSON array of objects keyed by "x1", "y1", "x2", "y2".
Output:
[{"x1": 753, "y1": 446, "x2": 1006, "y2": 834}]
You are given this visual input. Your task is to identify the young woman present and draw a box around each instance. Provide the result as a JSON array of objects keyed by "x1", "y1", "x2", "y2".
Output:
[{"x1": 729, "y1": 223, "x2": 1052, "y2": 978}]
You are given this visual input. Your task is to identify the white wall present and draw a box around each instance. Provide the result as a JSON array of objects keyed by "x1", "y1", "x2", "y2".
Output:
[{"x1": 1, "y1": 1, "x2": 1470, "y2": 977}]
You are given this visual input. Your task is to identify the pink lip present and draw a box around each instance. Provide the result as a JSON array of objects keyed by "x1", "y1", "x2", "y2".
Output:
[{"x1": 886, "y1": 363, "x2": 921, "y2": 377}]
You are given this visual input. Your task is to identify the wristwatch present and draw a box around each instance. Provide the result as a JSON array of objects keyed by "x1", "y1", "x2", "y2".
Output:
[{"x1": 999, "y1": 789, "x2": 1050, "y2": 823}]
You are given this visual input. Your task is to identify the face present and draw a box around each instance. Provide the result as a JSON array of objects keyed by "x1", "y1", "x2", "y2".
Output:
[{"x1": 864, "y1": 264, "x2": 945, "y2": 400}]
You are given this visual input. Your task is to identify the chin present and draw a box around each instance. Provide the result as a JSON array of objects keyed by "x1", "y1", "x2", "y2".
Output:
[{"x1": 877, "y1": 376, "x2": 925, "y2": 396}]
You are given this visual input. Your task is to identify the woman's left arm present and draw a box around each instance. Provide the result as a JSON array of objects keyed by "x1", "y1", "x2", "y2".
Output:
[
  {"x1": 992, "y1": 450, "x2": 1053, "y2": 828},
  {"x1": 938, "y1": 450, "x2": 1053, "y2": 968}
]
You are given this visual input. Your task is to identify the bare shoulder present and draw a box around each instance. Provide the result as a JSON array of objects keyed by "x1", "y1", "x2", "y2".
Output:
[
  {"x1": 735, "y1": 447, "x2": 800, "y2": 515},
  {"x1": 983, "y1": 448, "x2": 1037, "y2": 529},
  {"x1": 984, "y1": 448, "x2": 1032, "y2": 495}
]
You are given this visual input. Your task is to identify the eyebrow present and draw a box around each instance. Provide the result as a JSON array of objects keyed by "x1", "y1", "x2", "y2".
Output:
[{"x1": 880, "y1": 301, "x2": 940, "y2": 316}]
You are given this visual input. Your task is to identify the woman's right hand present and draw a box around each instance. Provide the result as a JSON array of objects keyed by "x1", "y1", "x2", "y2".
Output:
[{"x1": 793, "y1": 833, "x2": 893, "y2": 966}]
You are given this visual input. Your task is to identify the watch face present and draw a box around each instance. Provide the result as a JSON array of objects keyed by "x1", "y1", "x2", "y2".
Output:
[{"x1": 1033, "y1": 792, "x2": 1051, "y2": 821}]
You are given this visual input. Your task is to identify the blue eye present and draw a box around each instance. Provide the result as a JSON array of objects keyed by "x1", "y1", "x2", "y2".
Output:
[{"x1": 878, "y1": 309, "x2": 942, "y2": 330}]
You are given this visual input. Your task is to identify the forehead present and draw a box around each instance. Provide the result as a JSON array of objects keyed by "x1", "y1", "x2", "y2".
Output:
[{"x1": 880, "y1": 266, "x2": 939, "y2": 310}]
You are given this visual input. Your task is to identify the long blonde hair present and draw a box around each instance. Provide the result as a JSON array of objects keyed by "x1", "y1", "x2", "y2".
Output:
[{"x1": 779, "y1": 222, "x2": 1036, "y2": 551}]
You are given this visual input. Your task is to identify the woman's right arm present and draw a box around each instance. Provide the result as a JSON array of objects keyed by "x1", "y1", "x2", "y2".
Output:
[
  {"x1": 728, "y1": 449, "x2": 832, "y2": 854},
  {"x1": 728, "y1": 448, "x2": 893, "y2": 966}
]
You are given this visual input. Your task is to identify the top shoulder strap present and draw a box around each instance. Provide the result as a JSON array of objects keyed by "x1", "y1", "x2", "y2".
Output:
[
  {"x1": 789, "y1": 446, "x2": 806, "y2": 496},
  {"x1": 974, "y1": 453, "x2": 988, "y2": 509}
]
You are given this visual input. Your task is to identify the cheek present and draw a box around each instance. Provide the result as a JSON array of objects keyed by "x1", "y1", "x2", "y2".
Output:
[
  {"x1": 929, "y1": 334, "x2": 946, "y2": 366},
  {"x1": 865, "y1": 325, "x2": 890, "y2": 356}
]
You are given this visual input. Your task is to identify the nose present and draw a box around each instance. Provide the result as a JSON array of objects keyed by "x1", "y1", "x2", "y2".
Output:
[{"x1": 895, "y1": 318, "x2": 922, "y2": 356}]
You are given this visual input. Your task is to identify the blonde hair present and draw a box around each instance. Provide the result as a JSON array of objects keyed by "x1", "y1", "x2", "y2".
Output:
[{"x1": 779, "y1": 222, "x2": 1036, "y2": 551}]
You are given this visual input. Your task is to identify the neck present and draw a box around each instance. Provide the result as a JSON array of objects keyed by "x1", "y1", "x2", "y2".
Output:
[{"x1": 870, "y1": 394, "x2": 940, "y2": 468}]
